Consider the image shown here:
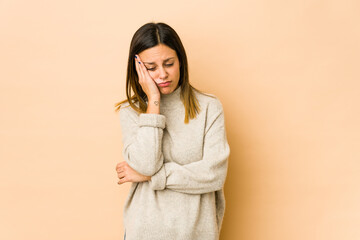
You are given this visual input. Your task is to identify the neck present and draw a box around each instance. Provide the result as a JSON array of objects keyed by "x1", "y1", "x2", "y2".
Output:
[{"x1": 160, "y1": 85, "x2": 182, "y2": 109}]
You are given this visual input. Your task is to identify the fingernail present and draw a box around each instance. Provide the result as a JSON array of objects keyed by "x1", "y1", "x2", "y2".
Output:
[
  {"x1": 135, "y1": 55, "x2": 137, "y2": 59},
  {"x1": 138, "y1": 61, "x2": 141, "y2": 64}
]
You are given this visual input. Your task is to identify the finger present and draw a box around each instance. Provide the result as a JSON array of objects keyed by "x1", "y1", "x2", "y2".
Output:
[
  {"x1": 115, "y1": 162, "x2": 123, "y2": 170},
  {"x1": 115, "y1": 162, "x2": 122, "y2": 170},
  {"x1": 135, "y1": 54, "x2": 142, "y2": 63},
  {"x1": 135, "y1": 55, "x2": 144, "y2": 81},
  {"x1": 137, "y1": 55, "x2": 151, "y2": 81},
  {"x1": 137, "y1": 55, "x2": 153, "y2": 81},
  {"x1": 117, "y1": 171, "x2": 126, "y2": 179},
  {"x1": 134, "y1": 58, "x2": 141, "y2": 79},
  {"x1": 115, "y1": 161, "x2": 126, "y2": 171},
  {"x1": 118, "y1": 176, "x2": 128, "y2": 185},
  {"x1": 116, "y1": 165, "x2": 124, "y2": 173}
]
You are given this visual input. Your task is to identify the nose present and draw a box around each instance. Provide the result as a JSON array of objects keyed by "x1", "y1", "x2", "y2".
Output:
[{"x1": 158, "y1": 66, "x2": 168, "y2": 80}]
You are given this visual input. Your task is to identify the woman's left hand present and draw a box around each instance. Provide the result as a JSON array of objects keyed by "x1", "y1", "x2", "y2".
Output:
[{"x1": 115, "y1": 161, "x2": 151, "y2": 185}]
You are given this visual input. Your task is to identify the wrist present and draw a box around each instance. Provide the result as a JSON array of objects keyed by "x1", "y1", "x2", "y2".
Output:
[
  {"x1": 148, "y1": 96, "x2": 160, "y2": 103},
  {"x1": 148, "y1": 99, "x2": 160, "y2": 105},
  {"x1": 146, "y1": 98, "x2": 160, "y2": 114}
]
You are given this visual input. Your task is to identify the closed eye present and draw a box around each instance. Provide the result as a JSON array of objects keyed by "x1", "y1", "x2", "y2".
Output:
[{"x1": 146, "y1": 63, "x2": 174, "y2": 71}]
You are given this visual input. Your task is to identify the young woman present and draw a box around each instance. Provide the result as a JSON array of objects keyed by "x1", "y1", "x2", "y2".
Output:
[{"x1": 114, "y1": 22, "x2": 230, "y2": 240}]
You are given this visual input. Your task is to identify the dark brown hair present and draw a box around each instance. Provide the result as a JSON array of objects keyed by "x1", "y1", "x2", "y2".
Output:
[{"x1": 114, "y1": 22, "x2": 212, "y2": 123}]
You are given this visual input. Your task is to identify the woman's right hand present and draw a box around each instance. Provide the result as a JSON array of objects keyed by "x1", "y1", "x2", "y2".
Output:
[{"x1": 134, "y1": 55, "x2": 160, "y2": 100}]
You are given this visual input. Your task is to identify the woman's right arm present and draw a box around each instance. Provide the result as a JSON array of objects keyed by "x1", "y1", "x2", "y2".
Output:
[
  {"x1": 147, "y1": 98, "x2": 230, "y2": 194},
  {"x1": 119, "y1": 106, "x2": 166, "y2": 176}
]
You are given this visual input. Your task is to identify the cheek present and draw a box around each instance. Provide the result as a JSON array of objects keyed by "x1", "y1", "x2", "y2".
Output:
[
  {"x1": 169, "y1": 66, "x2": 180, "y2": 77},
  {"x1": 172, "y1": 68, "x2": 180, "y2": 80},
  {"x1": 149, "y1": 71, "x2": 158, "y2": 79}
]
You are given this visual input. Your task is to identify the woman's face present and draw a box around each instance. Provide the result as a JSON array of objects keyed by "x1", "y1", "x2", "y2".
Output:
[{"x1": 138, "y1": 44, "x2": 180, "y2": 95}]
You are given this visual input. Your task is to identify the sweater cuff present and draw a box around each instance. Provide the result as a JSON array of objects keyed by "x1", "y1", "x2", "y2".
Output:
[
  {"x1": 138, "y1": 113, "x2": 166, "y2": 128},
  {"x1": 149, "y1": 164, "x2": 166, "y2": 190}
]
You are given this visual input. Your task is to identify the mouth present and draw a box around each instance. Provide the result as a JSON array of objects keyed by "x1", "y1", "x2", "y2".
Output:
[{"x1": 157, "y1": 81, "x2": 171, "y2": 87}]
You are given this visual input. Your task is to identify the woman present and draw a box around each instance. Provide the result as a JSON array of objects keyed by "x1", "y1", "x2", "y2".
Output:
[{"x1": 114, "y1": 22, "x2": 230, "y2": 240}]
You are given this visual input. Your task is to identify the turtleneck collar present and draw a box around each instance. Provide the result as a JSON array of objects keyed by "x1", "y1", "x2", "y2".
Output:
[{"x1": 160, "y1": 84, "x2": 183, "y2": 109}]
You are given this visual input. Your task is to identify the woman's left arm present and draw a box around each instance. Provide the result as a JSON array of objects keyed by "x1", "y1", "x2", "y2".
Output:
[{"x1": 148, "y1": 98, "x2": 230, "y2": 194}]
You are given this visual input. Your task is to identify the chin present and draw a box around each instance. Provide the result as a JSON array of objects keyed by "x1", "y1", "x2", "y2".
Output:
[
  {"x1": 160, "y1": 87, "x2": 174, "y2": 95},
  {"x1": 160, "y1": 89, "x2": 172, "y2": 95}
]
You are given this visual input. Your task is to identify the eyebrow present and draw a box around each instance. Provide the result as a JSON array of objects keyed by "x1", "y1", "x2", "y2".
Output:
[{"x1": 143, "y1": 57, "x2": 175, "y2": 65}]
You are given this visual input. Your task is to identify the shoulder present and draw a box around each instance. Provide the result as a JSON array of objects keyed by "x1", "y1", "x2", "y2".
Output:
[
  {"x1": 193, "y1": 89, "x2": 225, "y2": 115},
  {"x1": 193, "y1": 90, "x2": 227, "y2": 132},
  {"x1": 118, "y1": 101, "x2": 140, "y2": 122}
]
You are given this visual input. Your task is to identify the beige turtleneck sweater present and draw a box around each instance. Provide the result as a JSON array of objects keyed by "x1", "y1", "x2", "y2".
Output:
[{"x1": 119, "y1": 85, "x2": 230, "y2": 240}]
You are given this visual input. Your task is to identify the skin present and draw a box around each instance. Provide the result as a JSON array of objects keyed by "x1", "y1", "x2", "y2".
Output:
[
  {"x1": 137, "y1": 43, "x2": 180, "y2": 96},
  {"x1": 116, "y1": 43, "x2": 181, "y2": 185}
]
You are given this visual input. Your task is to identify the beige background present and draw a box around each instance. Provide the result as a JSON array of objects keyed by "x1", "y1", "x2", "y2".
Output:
[{"x1": 1, "y1": 0, "x2": 359, "y2": 239}]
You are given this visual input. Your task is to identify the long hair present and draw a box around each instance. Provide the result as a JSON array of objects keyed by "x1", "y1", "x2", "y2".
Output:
[{"x1": 114, "y1": 22, "x2": 213, "y2": 123}]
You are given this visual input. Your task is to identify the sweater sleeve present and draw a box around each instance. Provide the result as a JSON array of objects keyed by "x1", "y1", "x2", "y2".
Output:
[
  {"x1": 119, "y1": 105, "x2": 166, "y2": 176},
  {"x1": 148, "y1": 98, "x2": 230, "y2": 194}
]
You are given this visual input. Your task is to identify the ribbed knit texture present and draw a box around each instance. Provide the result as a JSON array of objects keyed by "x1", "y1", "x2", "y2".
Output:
[{"x1": 119, "y1": 85, "x2": 230, "y2": 240}]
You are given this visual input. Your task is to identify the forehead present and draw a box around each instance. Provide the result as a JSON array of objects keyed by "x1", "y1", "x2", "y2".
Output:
[{"x1": 139, "y1": 44, "x2": 177, "y2": 63}]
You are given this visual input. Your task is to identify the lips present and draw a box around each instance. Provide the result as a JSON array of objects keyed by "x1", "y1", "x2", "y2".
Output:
[{"x1": 157, "y1": 81, "x2": 171, "y2": 87}]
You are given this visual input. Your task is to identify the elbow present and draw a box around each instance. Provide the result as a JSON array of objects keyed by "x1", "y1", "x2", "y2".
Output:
[
  {"x1": 126, "y1": 159, "x2": 159, "y2": 176},
  {"x1": 139, "y1": 164, "x2": 161, "y2": 176},
  {"x1": 140, "y1": 152, "x2": 164, "y2": 176},
  {"x1": 125, "y1": 151, "x2": 164, "y2": 176},
  {"x1": 212, "y1": 161, "x2": 228, "y2": 191},
  {"x1": 213, "y1": 175, "x2": 226, "y2": 192}
]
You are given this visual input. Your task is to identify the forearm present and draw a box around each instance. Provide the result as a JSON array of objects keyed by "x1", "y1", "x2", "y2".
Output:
[
  {"x1": 124, "y1": 126, "x2": 164, "y2": 176},
  {"x1": 149, "y1": 148, "x2": 229, "y2": 194},
  {"x1": 120, "y1": 106, "x2": 165, "y2": 176},
  {"x1": 148, "y1": 98, "x2": 230, "y2": 194},
  {"x1": 146, "y1": 96, "x2": 160, "y2": 114}
]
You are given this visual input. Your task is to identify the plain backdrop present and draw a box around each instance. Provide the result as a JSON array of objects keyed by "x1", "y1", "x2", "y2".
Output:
[{"x1": 1, "y1": 0, "x2": 359, "y2": 239}]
